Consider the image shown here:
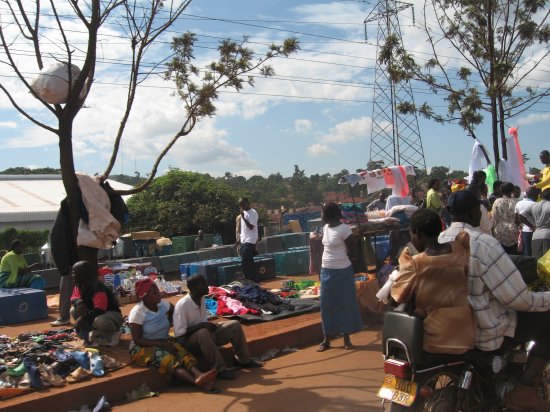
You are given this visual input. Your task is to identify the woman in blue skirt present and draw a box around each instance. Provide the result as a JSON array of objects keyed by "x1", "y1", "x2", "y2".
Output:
[{"x1": 318, "y1": 202, "x2": 363, "y2": 352}]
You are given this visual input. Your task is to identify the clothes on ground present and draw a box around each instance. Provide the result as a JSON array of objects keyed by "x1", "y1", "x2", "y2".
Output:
[
  {"x1": 0, "y1": 251, "x2": 45, "y2": 289},
  {"x1": 439, "y1": 222, "x2": 550, "y2": 351},
  {"x1": 492, "y1": 197, "x2": 519, "y2": 248},
  {"x1": 391, "y1": 232, "x2": 475, "y2": 354}
]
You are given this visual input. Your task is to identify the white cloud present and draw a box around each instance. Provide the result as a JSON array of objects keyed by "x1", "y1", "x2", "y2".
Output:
[
  {"x1": 294, "y1": 119, "x2": 313, "y2": 134},
  {"x1": 167, "y1": 118, "x2": 258, "y2": 170},
  {"x1": 320, "y1": 116, "x2": 372, "y2": 143},
  {"x1": 516, "y1": 113, "x2": 550, "y2": 126},
  {"x1": 307, "y1": 144, "x2": 335, "y2": 157},
  {"x1": 0, "y1": 121, "x2": 17, "y2": 128}
]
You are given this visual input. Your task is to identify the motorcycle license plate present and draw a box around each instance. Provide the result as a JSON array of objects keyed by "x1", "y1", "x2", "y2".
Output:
[{"x1": 377, "y1": 374, "x2": 417, "y2": 407}]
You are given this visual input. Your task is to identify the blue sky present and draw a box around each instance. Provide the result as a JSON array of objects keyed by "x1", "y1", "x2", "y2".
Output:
[{"x1": 0, "y1": 0, "x2": 549, "y2": 179}]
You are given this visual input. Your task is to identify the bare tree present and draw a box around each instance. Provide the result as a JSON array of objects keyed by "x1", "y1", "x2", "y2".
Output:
[{"x1": 0, "y1": 0, "x2": 299, "y2": 262}]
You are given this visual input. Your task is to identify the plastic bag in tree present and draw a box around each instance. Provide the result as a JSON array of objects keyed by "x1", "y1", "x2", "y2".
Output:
[{"x1": 30, "y1": 62, "x2": 87, "y2": 104}]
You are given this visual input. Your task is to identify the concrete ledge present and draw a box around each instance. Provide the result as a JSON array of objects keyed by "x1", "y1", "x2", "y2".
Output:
[{"x1": 0, "y1": 312, "x2": 323, "y2": 412}]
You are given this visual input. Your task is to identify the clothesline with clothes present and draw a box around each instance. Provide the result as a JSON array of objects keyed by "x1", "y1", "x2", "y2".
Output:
[{"x1": 338, "y1": 165, "x2": 416, "y2": 197}]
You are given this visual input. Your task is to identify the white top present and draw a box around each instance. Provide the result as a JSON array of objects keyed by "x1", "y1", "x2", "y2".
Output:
[
  {"x1": 128, "y1": 300, "x2": 171, "y2": 341},
  {"x1": 321, "y1": 223, "x2": 353, "y2": 269},
  {"x1": 173, "y1": 294, "x2": 207, "y2": 338},
  {"x1": 515, "y1": 198, "x2": 535, "y2": 233},
  {"x1": 385, "y1": 195, "x2": 411, "y2": 211},
  {"x1": 240, "y1": 208, "x2": 259, "y2": 244}
]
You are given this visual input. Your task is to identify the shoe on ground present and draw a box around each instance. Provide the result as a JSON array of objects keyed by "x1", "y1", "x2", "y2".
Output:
[
  {"x1": 50, "y1": 318, "x2": 71, "y2": 327},
  {"x1": 504, "y1": 382, "x2": 550, "y2": 412},
  {"x1": 237, "y1": 359, "x2": 264, "y2": 368},
  {"x1": 217, "y1": 369, "x2": 236, "y2": 380}
]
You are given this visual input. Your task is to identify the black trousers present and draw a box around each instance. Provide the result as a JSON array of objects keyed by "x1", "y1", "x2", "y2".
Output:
[{"x1": 503, "y1": 311, "x2": 550, "y2": 360}]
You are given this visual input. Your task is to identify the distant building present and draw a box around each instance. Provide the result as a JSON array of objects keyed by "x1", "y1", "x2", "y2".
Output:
[{"x1": 0, "y1": 175, "x2": 132, "y2": 231}]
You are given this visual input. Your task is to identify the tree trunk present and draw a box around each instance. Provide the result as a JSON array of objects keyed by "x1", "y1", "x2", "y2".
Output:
[
  {"x1": 487, "y1": 0, "x2": 500, "y2": 172},
  {"x1": 498, "y1": 94, "x2": 508, "y2": 160},
  {"x1": 58, "y1": 118, "x2": 98, "y2": 275}
]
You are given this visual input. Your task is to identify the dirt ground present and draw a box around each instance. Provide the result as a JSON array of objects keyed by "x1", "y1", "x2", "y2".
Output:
[{"x1": 109, "y1": 328, "x2": 385, "y2": 412}]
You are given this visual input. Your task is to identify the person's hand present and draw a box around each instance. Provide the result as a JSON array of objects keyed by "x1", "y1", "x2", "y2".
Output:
[{"x1": 163, "y1": 341, "x2": 177, "y2": 355}]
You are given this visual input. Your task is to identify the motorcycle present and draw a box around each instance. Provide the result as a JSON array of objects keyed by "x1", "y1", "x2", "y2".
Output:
[{"x1": 376, "y1": 308, "x2": 538, "y2": 411}]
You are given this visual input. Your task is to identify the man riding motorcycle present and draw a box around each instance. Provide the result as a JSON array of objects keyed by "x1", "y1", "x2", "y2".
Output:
[{"x1": 439, "y1": 189, "x2": 550, "y2": 412}]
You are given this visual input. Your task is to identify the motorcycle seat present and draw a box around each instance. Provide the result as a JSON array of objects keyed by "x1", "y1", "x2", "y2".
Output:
[{"x1": 382, "y1": 310, "x2": 424, "y2": 365}]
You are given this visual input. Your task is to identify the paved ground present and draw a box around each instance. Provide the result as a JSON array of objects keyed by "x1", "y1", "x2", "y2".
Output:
[{"x1": 110, "y1": 328, "x2": 385, "y2": 412}]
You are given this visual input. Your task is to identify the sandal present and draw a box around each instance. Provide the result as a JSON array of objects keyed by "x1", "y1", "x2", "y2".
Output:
[
  {"x1": 194, "y1": 369, "x2": 217, "y2": 387},
  {"x1": 317, "y1": 342, "x2": 331, "y2": 352},
  {"x1": 344, "y1": 343, "x2": 354, "y2": 350},
  {"x1": 66, "y1": 367, "x2": 92, "y2": 384}
]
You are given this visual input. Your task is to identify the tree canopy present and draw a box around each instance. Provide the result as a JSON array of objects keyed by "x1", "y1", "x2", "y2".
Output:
[{"x1": 379, "y1": 0, "x2": 550, "y2": 167}]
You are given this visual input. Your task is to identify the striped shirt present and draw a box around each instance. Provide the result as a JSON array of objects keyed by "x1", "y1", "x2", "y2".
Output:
[{"x1": 439, "y1": 222, "x2": 550, "y2": 351}]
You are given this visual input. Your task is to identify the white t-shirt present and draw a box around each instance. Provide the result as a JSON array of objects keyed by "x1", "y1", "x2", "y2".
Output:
[
  {"x1": 240, "y1": 208, "x2": 259, "y2": 244},
  {"x1": 128, "y1": 300, "x2": 171, "y2": 341},
  {"x1": 173, "y1": 294, "x2": 207, "y2": 338},
  {"x1": 515, "y1": 198, "x2": 535, "y2": 233},
  {"x1": 321, "y1": 223, "x2": 353, "y2": 269}
]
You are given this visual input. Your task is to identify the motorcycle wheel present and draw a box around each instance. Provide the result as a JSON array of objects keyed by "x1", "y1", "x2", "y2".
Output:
[{"x1": 418, "y1": 371, "x2": 460, "y2": 412}]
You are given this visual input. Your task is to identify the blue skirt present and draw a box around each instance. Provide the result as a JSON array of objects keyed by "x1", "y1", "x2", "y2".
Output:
[
  {"x1": 0, "y1": 271, "x2": 46, "y2": 289},
  {"x1": 320, "y1": 265, "x2": 363, "y2": 336}
]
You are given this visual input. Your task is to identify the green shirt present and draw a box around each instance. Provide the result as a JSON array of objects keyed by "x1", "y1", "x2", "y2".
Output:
[
  {"x1": 426, "y1": 188, "x2": 442, "y2": 213},
  {"x1": 0, "y1": 251, "x2": 27, "y2": 286}
]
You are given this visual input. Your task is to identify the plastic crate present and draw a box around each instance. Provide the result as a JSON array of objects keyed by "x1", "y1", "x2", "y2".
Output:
[
  {"x1": 273, "y1": 249, "x2": 310, "y2": 276},
  {"x1": 0, "y1": 288, "x2": 48, "y2": 325},
  {"x1": 370, "y1": 234, "x2": 390, "y2": 261}
]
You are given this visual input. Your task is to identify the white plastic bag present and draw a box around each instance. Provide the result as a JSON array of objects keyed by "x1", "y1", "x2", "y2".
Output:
[{"x1": 30, "y1": 61, "x2": 87, "y2": 104}]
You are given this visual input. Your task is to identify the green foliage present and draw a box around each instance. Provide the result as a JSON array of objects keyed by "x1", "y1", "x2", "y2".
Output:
[
  {"x1": 126, "y1": 170, "x2": 240, "y2": 241},
  {"x1": 379, "y1": 0, "x2": 550, "y2": 163},
  {"x1": 0, "y1": 227, "x2": 49, "y2": 252},
  {"x1": 165, "y1": 33, "x2": 299, "y2": 121},
  {"x1": 0, "y1": 167, "x2": 60, "y2": 174}
]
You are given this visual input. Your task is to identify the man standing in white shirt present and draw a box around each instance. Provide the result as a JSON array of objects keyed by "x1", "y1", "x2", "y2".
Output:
[
  {"x1": 173, "y1": 275, "x2": 262, "y2": 380},
  {"x1": 439, "y1": 190, "x2": 550, "y2": 412},
  {"x1": 235, "y1": 197, "x2": 259, "y2": 282},
  {"x1": 515, "y1": 186, "x2": 540, "y2": 256}
]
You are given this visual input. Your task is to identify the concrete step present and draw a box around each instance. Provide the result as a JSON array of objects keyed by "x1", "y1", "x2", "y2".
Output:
[{"x1": 0, "y1": 301, "x2": 323, "y2": 412}]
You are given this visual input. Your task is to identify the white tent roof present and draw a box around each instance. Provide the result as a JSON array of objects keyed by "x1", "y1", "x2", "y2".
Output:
[{"x1": 0, "y1": 175, "x2": 133, "y2": 223}]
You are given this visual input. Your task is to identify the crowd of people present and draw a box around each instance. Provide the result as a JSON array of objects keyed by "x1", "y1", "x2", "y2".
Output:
[{"x1": 380, "y1": 149, "x2": 550, "y2": 411}]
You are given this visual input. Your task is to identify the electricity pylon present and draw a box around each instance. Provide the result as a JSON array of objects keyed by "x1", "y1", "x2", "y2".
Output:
[{"x1": 365, "y1": 0, "x2": 426, "y2": 173}]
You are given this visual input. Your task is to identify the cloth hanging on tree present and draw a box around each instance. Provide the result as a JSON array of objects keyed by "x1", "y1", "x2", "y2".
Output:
[
  {"x1": 505, "y1": 127, "x2": 529, "y2": 192},
  {"x1": 468, "y1": 139, "x2": 489, "y2": 183}
]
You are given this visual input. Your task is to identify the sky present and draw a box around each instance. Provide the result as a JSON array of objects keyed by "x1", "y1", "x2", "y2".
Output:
[{"x1": 0, "y1": 0, "x2": 549, "y2": 180}]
